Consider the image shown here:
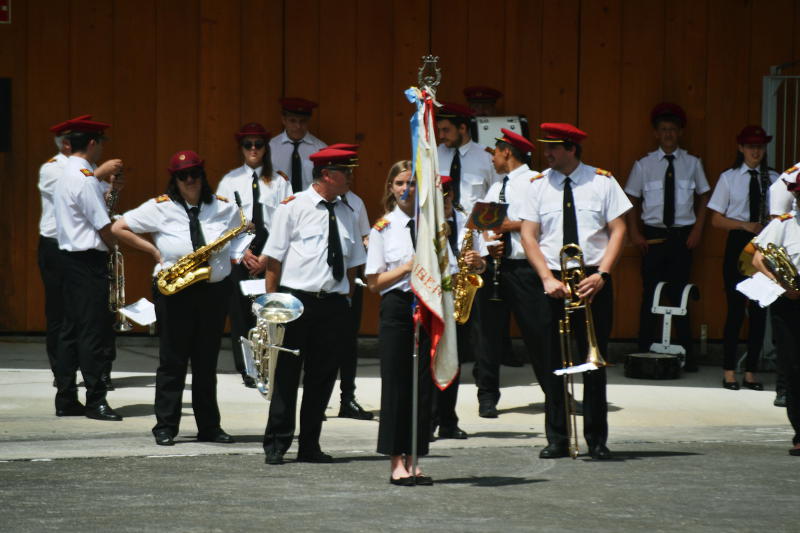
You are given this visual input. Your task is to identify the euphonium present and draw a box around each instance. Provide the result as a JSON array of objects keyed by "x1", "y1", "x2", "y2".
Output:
[
  {"x1": 757, "y1": 242, "x2": 800, "y2": 290},
  {"x1": 156, "y1": 193, "x2": 247, "y2": 295},
  {"x1": 453, "y1": 229, "x2": 484, "y2": 324}
]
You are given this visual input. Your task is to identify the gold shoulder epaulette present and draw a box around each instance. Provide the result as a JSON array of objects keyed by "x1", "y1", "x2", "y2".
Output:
[
  {"x1": 779, "y1": 213, "x2": 793, "y2": 222},
  {"x1": 216, "y1": 194, "x2": 229, "y2": 202},
  {"x1": 80, "y1": 168, "x2": 94, "y2": 177},
  {"x1": 155, "y1": 194, "x2": 170, "y2": 203},
  {"x1": 46, "y1": 157, "x2": 57, "y2": 164},
  {"x1": 276, "y1": 170, "x2": 289, "y2": 181},
  {"x1": 595, "y1": 168, "x2": 612, "y2": 177},
  {"x1": 530, "y1": 173, "x2": 545, "y2": 182},
  {"x1": 783, "y1": 165, "x2": 798, "y2": 175},
  {"x1": 281, "y1": 195, "x2": 296, "y2": 204},
  {"x1": 372, "y1": 218, "x2": 390, "y2": 232}
]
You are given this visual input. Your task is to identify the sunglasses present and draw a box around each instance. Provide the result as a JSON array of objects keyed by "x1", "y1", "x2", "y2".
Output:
[
  {"x1": 242, "y1": 141, "x2": 266, "y2": 150},
  {"x1": 174, "y1": 168, "x2": 203, "y2": 181}
]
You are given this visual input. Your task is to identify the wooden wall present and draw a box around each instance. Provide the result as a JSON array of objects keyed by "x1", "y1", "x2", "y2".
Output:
[{"x1": 2, "y1": 0, "x2": 800, "y2": 340}]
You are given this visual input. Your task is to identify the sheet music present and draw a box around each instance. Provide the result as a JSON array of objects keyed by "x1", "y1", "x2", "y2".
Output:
[
  {"x1": 736, "y1": 272, "x2": 785, "y2": 308},
  {"x1": 230, "y1": 233, "x2": 255, "y2": 263},
  {"x1": 554, "y1": 362, "x2": 599, "y2": 376},
  {"x1": 239, "y1": 279, "x2": 266, "y2": 296},
  {"x1": 119, "y1": 298, "x2": 157, "y2": 326}
]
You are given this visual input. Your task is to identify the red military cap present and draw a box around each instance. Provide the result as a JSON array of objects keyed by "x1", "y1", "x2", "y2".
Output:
[
  {"x1": 437, "y1": 102, "x2": 475, "y2": 119},
  {"x1": 650, "y1": 102, "x2": 687, "y2": 128},
  {"x1": 280, "y1": 97, "x2": 318, "y2": 116},
  {"x1": 736, "y1": 125, "x2": 772, "y2": 145},
  {"x1": 52, "y1": 115, "x2": 111, "y2": 135},
  {"x1": 49, "y1": 114, "x2": 92, "y2": 134},
  {"x1": 538, "y1": 123, "x2": 588, "y2": 144},
  {"x1": 440, "y1": 175, "x2": 453, "y2": 189},
  {"x1": 463, "y1": 86, "x2": 503, "y2": 103},
  {"x1": 167, "y1": 150, "x2": 204, "y2": 173},
  {"x1": 309, "y1": 148, "x2": 358, "y2": 169},
  {"x1": 496, "y1": 128, "x2": 534, "y2": 154},
  {"x1": 235, "y1": 122, "x2": 270, "y2": 141},
  {"x1": 326, "y1": 143, "x2": 359, "y2": 151}
]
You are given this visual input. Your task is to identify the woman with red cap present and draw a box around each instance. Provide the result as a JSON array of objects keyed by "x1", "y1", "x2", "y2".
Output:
[
  {"x1": 111, "y1": 150, "x2": 241, "y2": 446},
  {"x1": 708, "y1": 126, "x2": 779, "y2": 390},
  {"x1": 217, "y1": 123, "x2": 292, "y2": 388}
]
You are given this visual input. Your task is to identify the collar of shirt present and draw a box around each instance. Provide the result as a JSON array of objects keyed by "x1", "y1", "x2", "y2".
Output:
[
  {"x1": 656, "y1": 147, "x2": 685, "y2": 161},
  {"x1": 243, "y1": 164, "x2": 263, "y2": 177},
  {"x1": 278, "y1": 131, "x2": 312, "y2": 145},
  {"x1": 69, "y1": 155, "x2": 93, "y2": 171},
  {"x1": 388, "y1": 205, "x2": 412, "y2": 226},
  {"x1": 738, "y1": 164, "x2": 760, "y2": 176},
  {"x1": 507, "y1": 163, "x2": 532, "y2": 181},
  {"x1": 307, "y1": 184, "x2": 337, "y2": 207},
  {"x1": 548, "y1": 163, "x2": 589, "y2": 186}
]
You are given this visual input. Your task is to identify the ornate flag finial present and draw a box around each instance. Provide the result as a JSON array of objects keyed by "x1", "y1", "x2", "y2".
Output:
[{"x1": 417, "y1": 54, "x2": 441, "y2": 90}]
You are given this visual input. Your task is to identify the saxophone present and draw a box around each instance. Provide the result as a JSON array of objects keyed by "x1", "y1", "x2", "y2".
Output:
[
  {"x1": 453, "y1": 229, "x2": 484, "y2": 324},
  {"x1": 156, "y1": 193, "x2": 247, "y2": 295}
]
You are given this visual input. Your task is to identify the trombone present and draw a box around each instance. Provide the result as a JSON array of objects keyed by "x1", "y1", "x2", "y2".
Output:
[{"x1": 558, "y1": 243, "x2": 607, "y2": 458}]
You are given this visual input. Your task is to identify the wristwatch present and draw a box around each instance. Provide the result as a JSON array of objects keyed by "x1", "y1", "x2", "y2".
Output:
[{"x1": 598, "y1": 270, "x2": 611, "y2": 282}]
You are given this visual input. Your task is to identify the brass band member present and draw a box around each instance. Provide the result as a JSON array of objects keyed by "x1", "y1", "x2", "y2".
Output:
[
  {"x1": 520, "y1": 123, "x2": 631, "y2": 459},
  {"x1": 112, "y1": 151, "x2": 239, "y2": 446},
  {"x1": 708, "y1": 126, "x2": 778, "y2": 390}
]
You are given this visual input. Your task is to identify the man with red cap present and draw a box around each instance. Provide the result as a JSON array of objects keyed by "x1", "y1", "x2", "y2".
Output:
[
  {"x1": 436, "y1": 102, "x2": 500, "y2": 216},
  {"x1": 624, "y1": 103, "x2": 710, "y2": 371},
  {"x1": 217, "y1": 122, "x2": 292, "y2": 388},
  {"x1": 520, "y1": 122, "x2": 632, "y2": 459},
  {"x1": 52, "y1": 116, "x2": 125, "y2": 421},
  {"x1": 261, "y1": 147, "x2": 367, "y2": 465},
  {"x1": 269, "y1": 97, "x2": 327, "y2": 193},
  {"x1": 472, "y1": 128, "x2": 551, "y2": 419},
  {"x1": 464, "y1": 86, "x2": 503, "y2": 117}
]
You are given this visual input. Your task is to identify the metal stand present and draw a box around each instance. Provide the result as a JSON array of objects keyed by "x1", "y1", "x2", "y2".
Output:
[{"x1": 649, "y1": 282, "x2": 699, "y2": 364}]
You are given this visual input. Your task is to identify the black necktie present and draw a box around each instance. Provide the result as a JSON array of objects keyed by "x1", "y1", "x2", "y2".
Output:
[
  {"x1": 499, "y1": 176, "x2": 511, "y2": 257},
  {"x1": 563, "y1": 177, "x2": 579, "y2": 248},
  {"x1": 663, "y1": 154, "x2": 676, "y2": 227},
  {"x1": 250, "y1": 171, "x2": 268, "y2": 253},
  {"x1": 291, "y1": 141, "x2": 303, "y2": 193},
  {"x1": 748, "y1": 169, "x2": 761, "y2": 223},
  {"x1": 450, "y1": 149, "x2": 461, "y2": 207},
  {"x1": 187, "y1": 206, "x2": 205, "y2": 251},
  {"x1": 407, "y1": 219, "x2": 416, "y2": 249},
  {"x1": 447, "y1": 219, "x2": 459, "y2": 256},
  {"x1": 322, "y1": 201, "x2": 344, "y2": 281}
]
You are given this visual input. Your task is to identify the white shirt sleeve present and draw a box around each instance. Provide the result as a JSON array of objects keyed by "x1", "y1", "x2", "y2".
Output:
[
  {"x1": 769, "y1": 179, "x2": 795, "y2": 216},
  {"x1": 707, "y1": 173, "x2": 731, "y2": 214},
  {"x1": 78, "y1": 180, "x2": 112, "y2": 231},
  {"x1": 263, "y1": 202, "x2": 291, "y2": 262},
  {"x1": 604, "y1": 177, "x2": 633, "y2": 222},
  {"x1": 123, "y1": 199, "x2": 164, "y2": 234},
  {"x1": 754, "y1": 218, "x2": 785, "y2": 248},
  {"x1": 693, "y1": 158, "x2": 711, "y2": 195},
  {"x1": 519, "y1": 180, "x2": 542, "y2": 223},
  {"x1": 623, "y1": 160, "x2": 644, "y2": 198},
  {"x1": 364, "y1": 227, "x2": 386, "y2": 275},
  {"x1": 216, "y1": 176, "x2": 234, "y2": 199}
]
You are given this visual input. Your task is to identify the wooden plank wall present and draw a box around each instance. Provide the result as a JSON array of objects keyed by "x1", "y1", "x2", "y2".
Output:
[{"x1": 2, "y1": 0, "x2": 800, "y2": 340}]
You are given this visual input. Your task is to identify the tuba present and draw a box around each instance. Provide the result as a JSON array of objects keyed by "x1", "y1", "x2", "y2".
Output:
[
  {"x1": 106, "y1": 173, "x2": 133, "y2": 332},
  {"x1": 558, "y1": 243, "x2": 607, "y2": 459},
  {"x1": 757, "y1": 242, "x2": 800, "y2": 290},
  {"x1": 156, "y1": 193, "x2": 247, "y2": 295},
  {"x1": 240, "y1": 293, "x2": 304, "y2": 399},
  {"x1": 453, "y1": 229, "x2": 484, "y2": 324}
]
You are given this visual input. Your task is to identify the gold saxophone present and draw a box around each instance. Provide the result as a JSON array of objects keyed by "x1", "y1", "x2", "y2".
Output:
[
  {"x1": 453, "y1": 229, "x2": 484, "y2": 324},
  {"x1": 157, "y1": 198, "x2": 247, "y2": 295}
]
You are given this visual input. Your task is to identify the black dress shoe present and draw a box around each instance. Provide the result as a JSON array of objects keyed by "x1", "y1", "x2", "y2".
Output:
[
  {"x1": 414, "y1": 475, "x2": 434, "y2": 486},
  {"x1": 438, "y1": 425, "x2": 468, "y2": 439},
  {"x1": 389, "y1": 476, "x2": 415, "y2": 486},
  {"x1": 55, "y1": 402, "x2": 85, "y2": 417},
  {"x1": 197, "y1": 429, "x2": 234, "y2": 443},
  {"x1": 722, "y1": 379, "x2": 740, "y2": 391},
  {"x1": 101, "y1": 373, "x2": 115, "y2": 391},
  {"x1": 338, "y1": 399, "x2": 374, "y2": 420},
  {"x1": 85, "y1": 402, "x2": 122, "y2": 421},
  {"x1": 154, "y1": 430, "x2": 175, "y2": 446},
  {"x1": 789, "y1": 446, "x2": 800, "y2": 457},
  {"x1": 296, "y1": 450, "x2": 334, "y2": 463},
  {"x1": 265, "y1": 450, "x2": 284, "y2": 465},
  {"x1": 242, "y1": 374, "x2": 256, "y2": 389},
  {"x1": 539, "y1": 443, "x2": 569, "y2": 459},
  {"x1": 741, "y1": 380, "x2": 764, "y2": 391},
  {"x1": 775, "y1": 392, "x2": 787, "y2": 407},
  {"x1": 478, "y1": 402, "x2": 498, "y2": 418},
  {"x1": 590, "y1": 444, "x2": 612, "y2": 460}
]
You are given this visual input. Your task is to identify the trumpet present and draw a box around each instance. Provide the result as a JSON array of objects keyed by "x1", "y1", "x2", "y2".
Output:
[
  {"x1": 106, "y1": 169, "x2": 132, "y2": 332},
  {"x1": 558, "y1": 244, "x2": 606, "y2": 459}
]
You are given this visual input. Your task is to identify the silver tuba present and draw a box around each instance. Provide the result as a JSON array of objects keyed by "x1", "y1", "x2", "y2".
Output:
[{"x1": 240, "y1": 293, "x2": 304, "y2": 399}]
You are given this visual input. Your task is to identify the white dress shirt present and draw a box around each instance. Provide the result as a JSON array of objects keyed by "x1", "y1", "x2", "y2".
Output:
[
  {"x1": 268, "y1": 131, "x2": 327, "y2": 191},
  {"x1": 771, "y1": 163, "x2": 800, "y2": 216},
  {"x1": 755, "y1": 214, "x2": 800, "y2": 271},
  {"x1": 216, "y1": 165, "x2": 293, "y2": 234},
  {"x1": 38, "y1": 152, "x2": 69, "y2": 238},
  {"x1": 365, "y1": 207, "x2": 415, "y2": 295},
  {"x1": 264, "y1": 186, "x2": 366, "y2": 294},
  {"x1": 520, "y1": 163, "x2": 632, "y2": 270},
  {"x1": 342, "y1": 190, "x2": 370, "y2": 238},
  {"x1": 437, "y1": 140, "x2": 500, "y2": 214},
  {"x1": 707, "y1": 166, "x2": 779, "y2": 221},
  {"x1": 54, "y1": 156, "x2": 112, "y2": 252},
  {"x1": 482, "y1": 163, "x2": 538, "y2": 260},
  {"x1": 624, "y1": 147, "x2": 710, "y2": 227},
  {"x1": 123, "y1": 195, "x2": 241, "y2": 281}
]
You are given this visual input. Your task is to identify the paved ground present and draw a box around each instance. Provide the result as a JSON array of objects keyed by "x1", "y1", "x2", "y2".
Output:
[{"x1": 1, "y1": 338, "x2": 798, "y2": 532}]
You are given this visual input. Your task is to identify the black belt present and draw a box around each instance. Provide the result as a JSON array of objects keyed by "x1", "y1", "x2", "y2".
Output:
[{"x1": 280, "y1": 286, "x2": 344, "y2": 299}]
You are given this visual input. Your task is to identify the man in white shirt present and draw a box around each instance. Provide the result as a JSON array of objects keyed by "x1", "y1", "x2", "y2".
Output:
[
  {"x1": 624, "y1": 103, "x2": 710, "y2": 371},
  {"x1": 269, "y1": 97, "x2": 327, "y2": 193}
]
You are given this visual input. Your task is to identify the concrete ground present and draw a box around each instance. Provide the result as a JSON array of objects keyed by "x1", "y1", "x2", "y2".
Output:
[{"x1": 0, "y1": 337, "x2": 798, "y2": 532}]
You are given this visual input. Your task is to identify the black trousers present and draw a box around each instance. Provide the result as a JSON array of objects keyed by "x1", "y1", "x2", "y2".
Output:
[
  {"x1": 377, "y1": 290, "x2": 432, "y2": 456},
  {"x1": 473, "y1": 259, "x2": 551, "y2": 405},
  {"x1": 769, "y1": 297, "x2": 800, "y2": 445},
  {"x1": 37, "y1": 236, "x2": 65, "y2": 373},
  {"x1": 339, "y1": 283, "x2": 363, "y2": 402},
  {"x1": 54, "y1": 250, "x2": 112, "y2": 410},
  {"x1": 263, "y1": 289, "x2": 347, "y2": 456},
  {"x1": 432, "y1": 321, "x2": 469, "y2": 429},
  {"x1": 637, "y1": 225, "x2": 693, "y2": 357},
  {"x1": 545, "y1": 269, "x2": 612, "y2": 448},
  {"x1": 152, "y1": 277, "x2": 231, "y2": 436},
  {"x1": 722, "y1": 230, "x2": 766, "y2": 372},
  {"x1": 228, "y1": 263, "x2": 258, "y2": 376}
]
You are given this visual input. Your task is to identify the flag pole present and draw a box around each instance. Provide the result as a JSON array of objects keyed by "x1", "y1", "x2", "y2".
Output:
[{"x1": 411, "y1": 300, "x2": 420, "y2": 484}]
